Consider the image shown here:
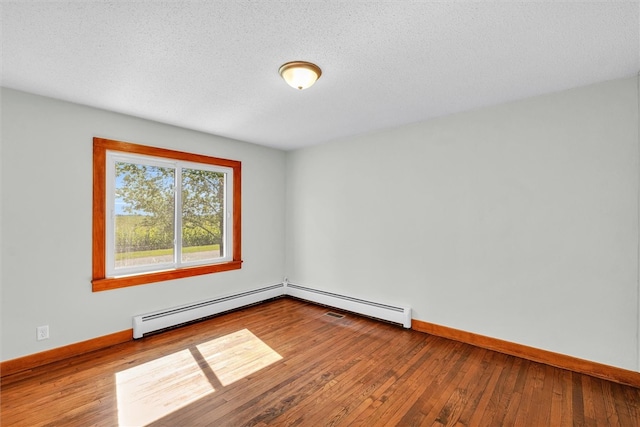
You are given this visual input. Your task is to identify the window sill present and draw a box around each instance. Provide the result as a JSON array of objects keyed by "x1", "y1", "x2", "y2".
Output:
[{"x1": 92, "y1": 260, "x2": 243, "y2": 292}]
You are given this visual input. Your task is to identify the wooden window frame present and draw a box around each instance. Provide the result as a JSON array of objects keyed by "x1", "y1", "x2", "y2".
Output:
[{"x1": 92, "y1": 137, "x2": 242, "y2": 292}]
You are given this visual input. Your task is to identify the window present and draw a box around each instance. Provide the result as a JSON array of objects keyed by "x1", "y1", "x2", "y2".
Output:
[{"x1": 93, "y1": 137, "x2": 241, "y2": 291}]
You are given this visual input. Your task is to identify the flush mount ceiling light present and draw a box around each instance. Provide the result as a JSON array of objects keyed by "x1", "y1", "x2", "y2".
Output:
[{"x1": 278, "y1": 61, "x2": 322, "y2": 90}]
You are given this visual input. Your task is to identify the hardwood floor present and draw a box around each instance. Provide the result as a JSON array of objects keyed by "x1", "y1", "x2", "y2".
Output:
[{"x1": 2, "y1": 298, "x2": 639, "y2": 426}]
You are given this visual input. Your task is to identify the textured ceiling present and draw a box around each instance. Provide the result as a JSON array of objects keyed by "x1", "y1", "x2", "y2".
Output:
[{"x1": 1, "y1": 1, "x2": 638, "y2": 151}]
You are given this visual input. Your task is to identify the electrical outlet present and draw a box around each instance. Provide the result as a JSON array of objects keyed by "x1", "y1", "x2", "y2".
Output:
[{"x1": 37, "y1": 325, "x2": 49, "y2": 341}]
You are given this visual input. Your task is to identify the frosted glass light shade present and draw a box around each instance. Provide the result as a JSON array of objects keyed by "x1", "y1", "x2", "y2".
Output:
[{"x1": 279, "y1": 61, "x2": 322, "y2": 90}]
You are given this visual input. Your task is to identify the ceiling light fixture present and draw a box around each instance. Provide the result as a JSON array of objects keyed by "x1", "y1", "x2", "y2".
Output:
[{"x1": 278, "y1": 61, "x2": 322, "y2": 90}]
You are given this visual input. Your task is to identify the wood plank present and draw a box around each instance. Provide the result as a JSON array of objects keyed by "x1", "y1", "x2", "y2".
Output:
[
  {"x1": 288, "y1": 327, "x2": 424, "y2": 426},
  {"x1": 549, "y1": 366, "x2": 574, "y2": 427},
  {"x1": 336, "y1": 335, "x2": 435, "y2": 425},
  {"x1": 496, "y1": 358, "x2": 531, "y2": 426},
  {"x1": 453, "y1": 349, "x2": 505, "y2": 426},
  {"x1": 477, "y1": 353, "x2": 524, "y2": 426},
  {"x1": 375, "y1": 340, "x2": 468, "y2": 425},
  {"x1": 572, "y1": 371, "x2": 587, "y2": 427},
  {"x1": 464, "y1": 351, "x2": 507, "y2": 426},
  {"x1": 415, "y1": 347, "x2": 490, "y2": 426}
]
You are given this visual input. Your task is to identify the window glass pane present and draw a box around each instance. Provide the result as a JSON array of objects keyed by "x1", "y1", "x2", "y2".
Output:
[
  {"x1": 114, "y1": 162, "x2": 175, "y2": 269},
  {"x1": 181, "y1": 168, "x2": 225, "y2": 262}
]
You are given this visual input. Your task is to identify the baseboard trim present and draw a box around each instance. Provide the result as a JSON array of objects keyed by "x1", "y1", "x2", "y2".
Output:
[
  {"x1": 0, "y1": 329, "x2": 133, "y2": 378},
  {"x1": 412, "y1": 319, "x2": 640, "y2": 389}
]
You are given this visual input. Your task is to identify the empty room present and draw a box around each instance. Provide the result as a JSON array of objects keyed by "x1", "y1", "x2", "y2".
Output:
[{"x1": 1, "y1": 1, "x2": 639, "y2": 426}]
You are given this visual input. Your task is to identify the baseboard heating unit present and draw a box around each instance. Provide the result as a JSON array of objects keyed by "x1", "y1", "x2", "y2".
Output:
[
  {"x1": 284, "y1": 282, "x2": 412, "y2": 328},
  {"x1": 132, "y1": 284, "x2": 284, "y2": 338},
  {"x1": 132, "y1": 281, "x2": 412, "y2": 338}
]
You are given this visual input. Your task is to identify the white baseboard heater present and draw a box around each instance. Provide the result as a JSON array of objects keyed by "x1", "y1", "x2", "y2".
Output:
[
  {"x1": 284, "y1": 282, "x2": 412, "y2": 328},
  {"x1": 132, "y1": 281, "x2": 412, "y2": 338},
  {"x1": 132, "y1": 284, "x2": 284, "y2": 338}
]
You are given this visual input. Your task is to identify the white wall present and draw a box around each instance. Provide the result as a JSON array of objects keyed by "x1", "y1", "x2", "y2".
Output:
[
  {"x1": 0, "y1": 88, "x2": 286, "y2": 361},
  {"x1": 3, "y1": 76, "x2": 639, "y2": 372},
  {"x1": 285, "y1": 76, "x2": 639, "y2": 371}
]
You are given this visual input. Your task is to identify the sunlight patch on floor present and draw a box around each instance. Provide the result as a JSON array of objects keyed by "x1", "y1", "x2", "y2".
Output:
[
  {"x1": 116, "y1": 348, "x2": 215, "y2": 426},
  {"x1": 115, "y1": 328, "x2": 282, "y2": 426},
  {"x1": 196, "y1": 328, "x2": 283, "y2": 386}
]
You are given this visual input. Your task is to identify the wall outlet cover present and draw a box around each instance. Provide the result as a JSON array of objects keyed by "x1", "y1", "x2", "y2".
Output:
[{"x1": 37, "y1": 325, "x2": 49, "y2": 341}]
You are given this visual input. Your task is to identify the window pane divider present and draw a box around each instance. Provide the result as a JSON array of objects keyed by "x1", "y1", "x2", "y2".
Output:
[{"x1": 175, "y1": 166, "x2": 183, "y2": 268}]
